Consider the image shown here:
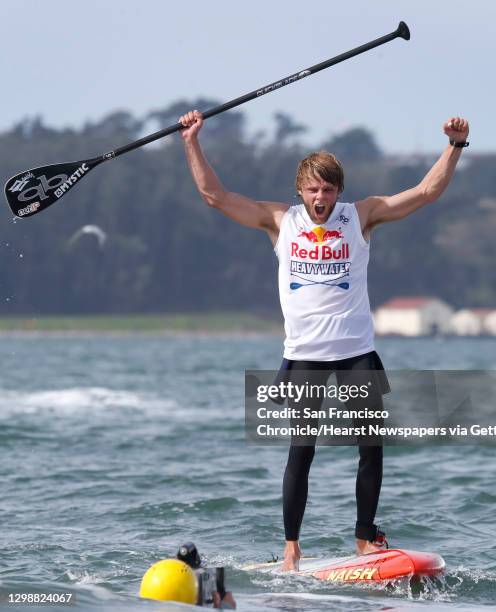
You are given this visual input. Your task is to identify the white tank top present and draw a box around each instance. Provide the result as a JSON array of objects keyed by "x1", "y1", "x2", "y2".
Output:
[{"x1": 274, "y1": 202, "x2": 374, "y2": 360}]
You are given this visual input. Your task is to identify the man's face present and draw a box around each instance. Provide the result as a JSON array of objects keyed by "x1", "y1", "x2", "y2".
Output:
[{"x1": 299, "y1": 175, "x2": 340, "y2": 224}]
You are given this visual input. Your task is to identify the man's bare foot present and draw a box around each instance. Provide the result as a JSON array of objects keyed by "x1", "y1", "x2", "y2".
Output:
[
  {"x1": 280, "y1": 540, "x2": 301, "y2": 571},
  {"x1": 355, "y1": 538, "x2": 384, "y2": 556}
]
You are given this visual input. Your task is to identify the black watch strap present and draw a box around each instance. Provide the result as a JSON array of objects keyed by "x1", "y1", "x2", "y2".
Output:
[{"x1": 449, "y1": 139, "x2": 469, "y2": 148}]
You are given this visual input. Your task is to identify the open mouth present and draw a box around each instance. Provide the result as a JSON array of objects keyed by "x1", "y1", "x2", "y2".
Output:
[{"x1": 315, "y1": 204, "x2": 326, "y2": 215}]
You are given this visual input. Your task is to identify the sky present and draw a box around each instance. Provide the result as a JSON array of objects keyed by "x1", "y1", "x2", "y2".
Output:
[{"x1": 0, "y1": 0, "x2": 494, "y2": 154}]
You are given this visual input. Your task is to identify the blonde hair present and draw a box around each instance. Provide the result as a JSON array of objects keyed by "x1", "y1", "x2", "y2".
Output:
[{"x1": 295, "y1": 150, "x2": 344, "y2": 193}]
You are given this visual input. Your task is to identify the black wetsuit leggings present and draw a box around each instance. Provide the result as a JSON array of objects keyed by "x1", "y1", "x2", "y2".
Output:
[
  {"x1": 280, "y1": 352, "x2": 386, "y2": 542},
  {"x1": 283, "y1": 444, "x2": 383, "y2": 541}
]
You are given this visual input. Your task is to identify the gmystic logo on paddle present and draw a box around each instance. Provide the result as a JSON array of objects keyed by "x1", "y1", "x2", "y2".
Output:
[{"x1": 53, "y1": 163, "x2": 89, "y2": 198}]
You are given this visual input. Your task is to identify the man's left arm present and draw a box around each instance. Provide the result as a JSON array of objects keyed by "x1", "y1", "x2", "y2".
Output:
[{"x1": 357, "y1": 117, "x2": 469, "y2": 235}]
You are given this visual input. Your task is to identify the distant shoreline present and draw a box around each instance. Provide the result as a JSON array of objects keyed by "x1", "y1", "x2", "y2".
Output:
[
  {"x1": 0, "y1": 314, "x2": 493, "y2": 338},
  {"x1": 0, "y1": 313, "x2": 283, "y2": 335}
]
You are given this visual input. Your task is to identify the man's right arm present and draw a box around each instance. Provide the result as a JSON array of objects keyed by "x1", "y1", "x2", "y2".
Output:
[{"x1": 180, "y1": 110, "x2": 288, "y2": 245}]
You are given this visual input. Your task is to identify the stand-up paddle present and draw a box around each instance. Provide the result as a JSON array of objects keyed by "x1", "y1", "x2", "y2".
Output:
[{"x1": 4, "y1": 21, "x2": 410, "y2": 218}]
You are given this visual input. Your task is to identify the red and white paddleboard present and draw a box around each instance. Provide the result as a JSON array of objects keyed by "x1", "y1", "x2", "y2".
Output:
[{"x1": 243, "y1": 549, "x2": 445, "y2": 583}]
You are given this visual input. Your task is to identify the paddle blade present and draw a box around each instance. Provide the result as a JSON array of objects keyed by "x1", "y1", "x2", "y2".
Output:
[{"x1": 4, "y1": 158, "x2": 100, "y2": 218}]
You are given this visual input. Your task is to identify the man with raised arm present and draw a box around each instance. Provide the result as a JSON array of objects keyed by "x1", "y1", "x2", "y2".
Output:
[{"x1": 179, "y1": 110, "x2": 469, "y2": 570}]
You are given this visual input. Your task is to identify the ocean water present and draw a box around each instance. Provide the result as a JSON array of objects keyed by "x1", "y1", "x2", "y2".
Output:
[{"x1": 1, "y1": 335, "x2": 496, "y2": 611}]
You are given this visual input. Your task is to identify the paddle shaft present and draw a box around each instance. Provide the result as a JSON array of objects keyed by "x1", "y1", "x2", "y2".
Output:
[
  {"x1": 3, "y1": 21, "x2": 409, "y2": 218},
  {"x1": 105, "y1": 22, "x2": 410, "y2": 161}
]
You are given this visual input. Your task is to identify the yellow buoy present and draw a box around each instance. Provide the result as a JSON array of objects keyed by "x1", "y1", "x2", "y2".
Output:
[{"x1": 139, "y1": 558, "x2": 198, "y2": 604}]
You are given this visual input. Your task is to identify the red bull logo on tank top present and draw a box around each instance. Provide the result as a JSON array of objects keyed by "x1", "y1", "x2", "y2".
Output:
[
  {"x1": 290, "y1": 223, "x2": 351, "y2": 290},
  {"x1": 274, "y1": 202, "x2": 374, "y2": 360}
]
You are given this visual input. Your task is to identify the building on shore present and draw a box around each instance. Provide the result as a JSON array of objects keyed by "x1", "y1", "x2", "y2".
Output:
[
  {"x1": 480, "y1": 310, "x2": 496, "y2": 336},
  {"x1": 374, "y1": 297, "x2": 454, "y2": 336},
  {"x1": 450, "y1": 308, "x2": 494, "y2": 336}
]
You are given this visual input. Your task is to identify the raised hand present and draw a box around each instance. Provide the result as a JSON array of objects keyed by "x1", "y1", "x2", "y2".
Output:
[
  {"x1": 443, "y1": 117, "x2": 469, "y2": 143},
  {"x1": 179, "y1": 110, "x2": 204, "y2": 142}
]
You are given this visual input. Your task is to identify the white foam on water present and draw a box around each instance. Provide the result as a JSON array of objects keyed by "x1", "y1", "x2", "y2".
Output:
[
  {"x1": 0, "y1": 386, "x2": 235, "y2": 426},
  {"x1": 448, "y1": 564, "x2": 496, "y2": 588},
  {"x1": 0, "y1": 387, "x2": 176, "y2": 418},
  {"x1": 63, "y1": 571, "x2": 119, "y2": 602}
]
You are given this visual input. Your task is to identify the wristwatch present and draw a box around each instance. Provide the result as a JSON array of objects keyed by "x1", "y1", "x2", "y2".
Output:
[{"x1": 449, "y1": 139, "x2": 469, "y2": 148}]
